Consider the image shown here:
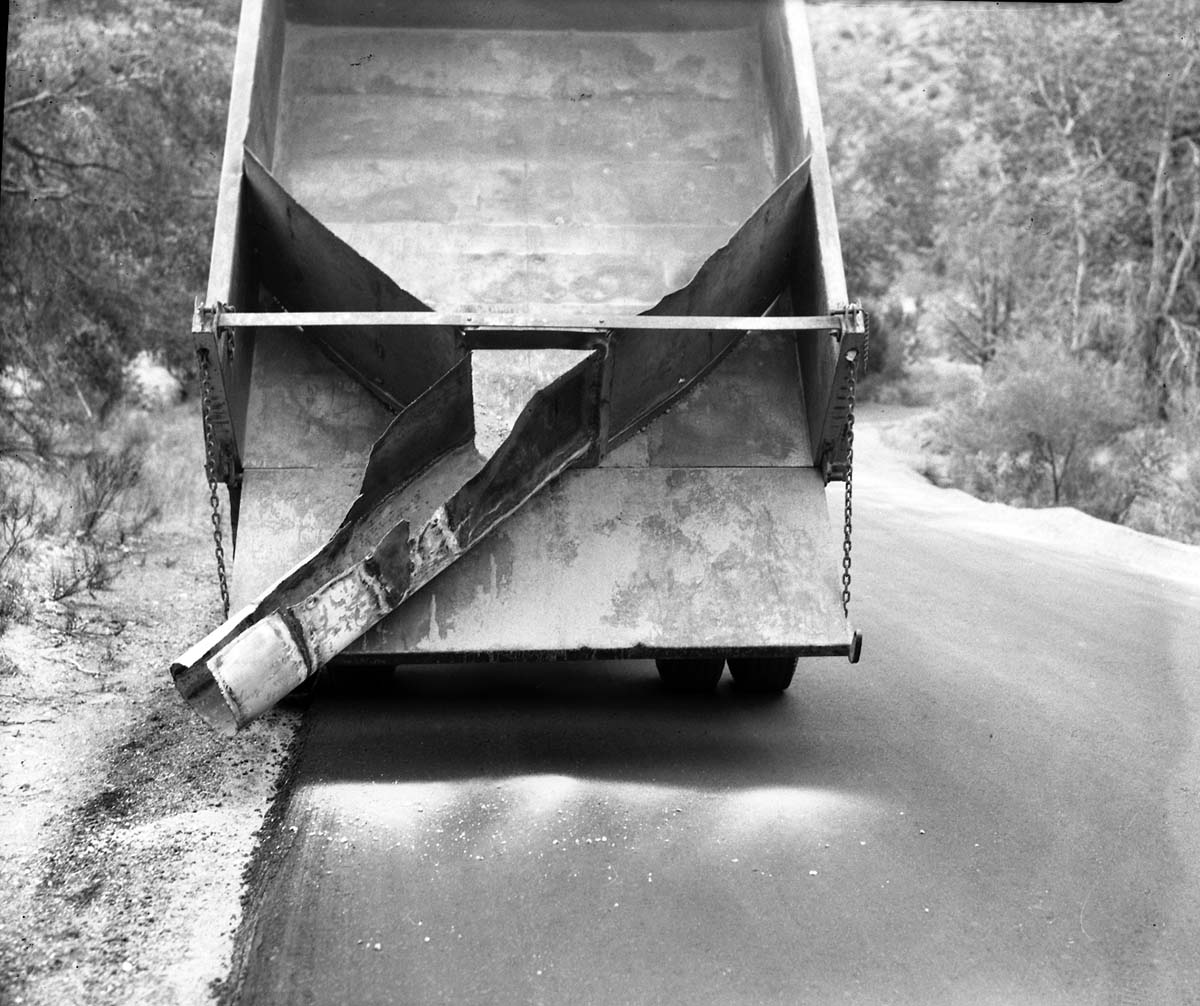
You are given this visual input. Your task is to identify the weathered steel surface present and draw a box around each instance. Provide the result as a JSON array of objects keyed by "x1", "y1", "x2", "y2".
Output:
[
  {"x1": 175, "y1": 165, "x2": 836, "y2": 730},
  {"x1": 245, "y1": 360, "x2": 478, "y2": 612},
  {"x1": 175, "y1": 355, "x2": 601, "y2": 732},
  {"x1": 230, "y1": 446, "x2": 482, "y2": 609},
  {"x1": 206, "y1": 0, "x2": 283, "y2": 307},
  {"x1": 242, "y1": 151, "x2": 463, "y2": 412},
  {"x1": 759, "y1": 2, "x2": 851, "y2": 473},
  {"x1": 229, "y1": 334, "x2": 819, "y2": 607},
  {"x1": 174, "y1": 1, "x2": 860, "y2": 732},
  {"x1": 214, "y1": 389, "x2": 844, "y2": 672},
  {"x1": 605, "y1": 158, "x2": 811, "y2": 448},
  {"x1": 230, "y1": 337, "x2": 476, "y2": 606},
  {"x1": 348, "y1": 465, "x2": 850, "y2": 659},
  {"x1": 286, "y1": 0, "x2": 763, "y2": 32},
  {"x1": 200, "y1": 0, "x2": 285, "y2": 484},
  {"x1": 272, "y1": 19, "x2": 774, "y2": 313},
  {"x1": 601, "y1": 334, "x2": 813, "y2": 470},
  {"x1": 240, "y1": 329, "x2": 394, "y2": 470}
]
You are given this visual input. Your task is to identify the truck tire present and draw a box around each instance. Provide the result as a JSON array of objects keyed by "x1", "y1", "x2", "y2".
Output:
[
  {"x1": 727, "y1": 656, "x2": 797, "y2": 693},
  {"x1": 655, "y1": 658, "x2": 725, "y2": 693}
]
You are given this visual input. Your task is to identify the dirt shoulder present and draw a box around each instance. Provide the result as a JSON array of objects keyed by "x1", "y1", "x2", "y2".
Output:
[{"x1": 0, "y1": 407, "x2": 298, "y2": 1006}]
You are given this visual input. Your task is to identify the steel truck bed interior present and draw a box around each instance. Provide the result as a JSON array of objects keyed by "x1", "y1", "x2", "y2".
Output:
[{"x1": 184, "y1": 0, "x2": 861, "y2": 721}]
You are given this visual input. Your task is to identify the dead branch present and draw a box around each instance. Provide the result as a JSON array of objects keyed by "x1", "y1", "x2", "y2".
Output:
[{"x1": 1161, "y1": 138, "x2": 1200, "y2": 318}]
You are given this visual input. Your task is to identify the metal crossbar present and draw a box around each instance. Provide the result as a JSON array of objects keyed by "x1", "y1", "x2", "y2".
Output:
[{"x1": 213, "y1": 309, "x2": 846, "y2": 333}]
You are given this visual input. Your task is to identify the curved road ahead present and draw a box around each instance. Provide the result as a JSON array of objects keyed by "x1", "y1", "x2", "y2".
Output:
[{"x1": 230, "y1": 412, "x2": 1200, "y2": 1005}]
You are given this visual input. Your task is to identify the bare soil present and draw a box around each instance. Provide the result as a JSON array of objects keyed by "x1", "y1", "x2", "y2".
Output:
[
  {"x1": 0, "y1": 405, "x2": 298, "y2": 1006},
  {"x1": 0, "y1": 363, "x2": 581, "y2": 1005}
]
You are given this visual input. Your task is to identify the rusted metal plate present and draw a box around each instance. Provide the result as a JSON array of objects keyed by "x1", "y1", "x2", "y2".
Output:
[{"x1": 346, "y1": 465, "x2": 849, "y2": 658}]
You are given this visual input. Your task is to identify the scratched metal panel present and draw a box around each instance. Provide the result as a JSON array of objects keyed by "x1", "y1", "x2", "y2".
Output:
[{"x1": 345, "y1": 465, "x2": 848, "y2": 657}]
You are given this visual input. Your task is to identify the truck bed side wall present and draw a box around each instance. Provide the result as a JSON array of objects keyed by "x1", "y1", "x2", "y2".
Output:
[
  {"x1": 759, "y1": 3, "x2": 848, "y2": 471},
  {"x1": 205, "y1": 0, "x2": 287, "y2": 466}
]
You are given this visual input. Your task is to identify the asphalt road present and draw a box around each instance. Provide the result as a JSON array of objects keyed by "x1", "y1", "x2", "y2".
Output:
[{"x1": 230, "y1": 421, "x2": 1200, "y2": 1005}]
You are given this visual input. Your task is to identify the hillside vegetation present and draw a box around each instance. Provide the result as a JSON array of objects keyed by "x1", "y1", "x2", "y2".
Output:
[
  {"x1": 811, "y1": 0, "x2": 1200, "y2": 541},
  {"x1": 2, "y1": 0, "x2": 238, "y2": 626}
]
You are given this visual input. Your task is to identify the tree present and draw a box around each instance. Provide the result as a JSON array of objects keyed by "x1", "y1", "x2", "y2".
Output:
[
  {"x1": 938, "y1": 341, "x2": 1141, "y2": 508},
  {"x1": 945, "y1": 1, "x2": 1200, "y2": 415},
  {"x1": 2, "y1": 0, "x2": 237, "y2": 457},
  {"x1": 810, "y1": 6, "x2": 956, "y2": 376}
]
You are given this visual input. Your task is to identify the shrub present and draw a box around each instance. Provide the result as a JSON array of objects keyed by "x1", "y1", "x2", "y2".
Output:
[
  {"x1": 72, "y1": 444, "x2": 144, "y2": 539},
  {"x1": 0, "y1": 579, "x2": 30, "y2": 637},
  {"x1": 68, "y1": 422, "x2": 161, "y2": 544},
  {"x1": 1, "y1": 488, "x2": 39, "y2": 576},
  {"x1": 867, "y1": 356, "x2": 981, "y2": 408},
  {"x1": 936, "y1": 341, "x2": 1142, "y2": 508},
  {"x1": 47, "y1": 544, "x2": 116, "y2": 602},
  {"x1": 1118, "y1": 428, "x2": 1200, "y2": 544}
]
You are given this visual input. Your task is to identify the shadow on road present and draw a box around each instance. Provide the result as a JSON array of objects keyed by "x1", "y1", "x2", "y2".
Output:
[{"x1": 292, "y1": 659, "x2": 858, "y2": 793}]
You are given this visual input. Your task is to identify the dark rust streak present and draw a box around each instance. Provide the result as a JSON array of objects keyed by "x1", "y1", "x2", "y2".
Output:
[{"x1": 276, "y1": 608, "x2": 316, "y2": 679}]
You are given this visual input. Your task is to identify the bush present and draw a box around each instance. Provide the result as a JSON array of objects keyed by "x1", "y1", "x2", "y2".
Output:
[
  {"x1": 0, "y1": 579, "x2": 31, "y2": 637},
  {"x1": 0, "y1": 419, "x2": 162, "y2": 633},
  {"x1": 866, "y1": 356, "x2": 981, "y2": 408},
  {"x1": 935, "y1": 341, "x2": 1142, "y2": 508},
  {"x1": 1, "y1": 488, "x2": 39, "y2": 576},
  {"x1": 71, "y1": 438, "x2": 151, "y2": 540},
  {"x1": 1116, "y1": 427, "x2": 1200, "y2": 544}
]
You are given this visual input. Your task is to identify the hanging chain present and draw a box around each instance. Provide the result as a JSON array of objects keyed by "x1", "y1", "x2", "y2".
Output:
[
  {"x1": 841, "y1": 310, "x2": 869, "y2": 619},
  {"x1": 841, "y1": 356, "x2": 856, "y2": 617},
  {"x1": 197, "y1": 347, "x2": 231, "y2": 619}
]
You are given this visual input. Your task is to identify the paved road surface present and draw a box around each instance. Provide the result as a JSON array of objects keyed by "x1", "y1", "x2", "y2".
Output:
[{"x1": 230, "y1": 416, "x2": 1200, "y2": 1005}]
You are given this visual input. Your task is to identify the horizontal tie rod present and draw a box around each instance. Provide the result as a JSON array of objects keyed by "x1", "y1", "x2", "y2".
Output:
[{"x1": 213, "y1": 310, "x2": 847, "y2": 333}]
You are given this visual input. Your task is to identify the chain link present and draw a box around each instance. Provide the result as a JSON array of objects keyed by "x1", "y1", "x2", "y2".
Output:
[
  {"x1": 841, "y1": 358, "x2": 856, "y2": 617},
  {"x1": 841, "y1": 310, "x2": 869, "y2": 619},
  {"x1": 197, "y1": 348, "x2": 231, "y2": 619}
]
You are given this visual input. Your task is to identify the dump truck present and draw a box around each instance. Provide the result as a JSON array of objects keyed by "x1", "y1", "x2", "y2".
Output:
[{"x1": 172, "y1": 0, "x2": 867, "y2": 733}]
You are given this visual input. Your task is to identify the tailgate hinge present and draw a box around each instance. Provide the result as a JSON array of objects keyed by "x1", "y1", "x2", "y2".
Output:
[
  {"x1": 819, "y1": 302, "x2": 868, "y2": 484},
  {"x1": 192, "y1": 296, "x2": 241, "y2": 488}
]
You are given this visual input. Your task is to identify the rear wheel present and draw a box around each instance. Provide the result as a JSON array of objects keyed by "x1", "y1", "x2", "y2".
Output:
[
  {"x1": 727, "y1": 656, "x2": 797, "y2": 694},
  {"x1": 655, "y1": 658, "x2": 725, "y2": 693}
]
